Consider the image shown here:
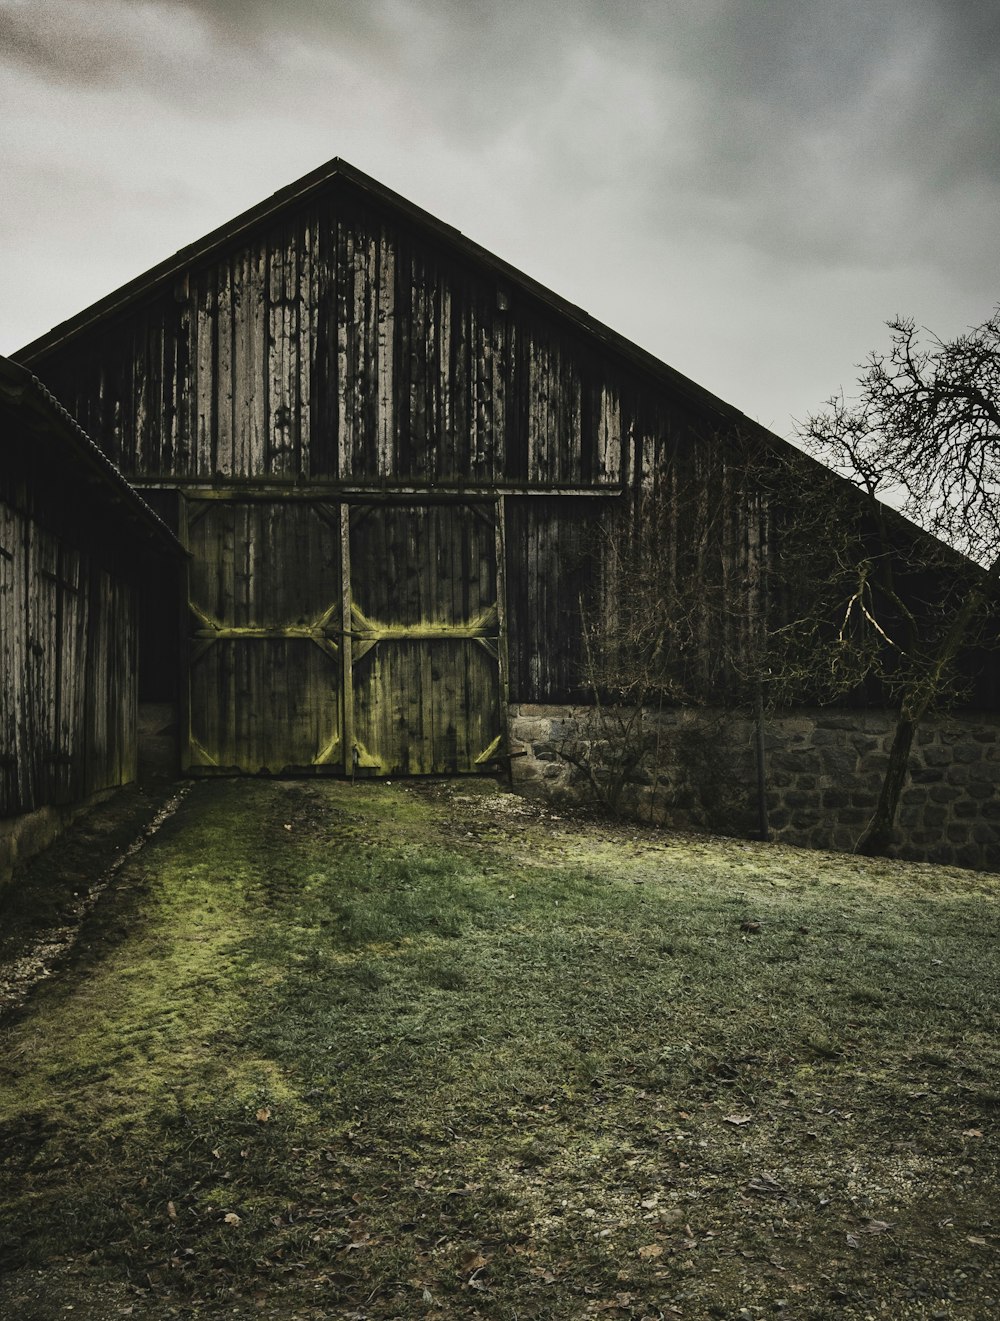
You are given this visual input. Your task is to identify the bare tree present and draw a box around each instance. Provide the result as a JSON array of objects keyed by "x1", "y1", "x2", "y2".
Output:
[{"x1": 801, "y1": 311, "x2": 1000, "y2": 853}]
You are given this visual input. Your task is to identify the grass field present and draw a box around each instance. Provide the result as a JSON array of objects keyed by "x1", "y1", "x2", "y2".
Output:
[{"x1": 0, "y1": 778, "x2": 998, "y2": 1319}]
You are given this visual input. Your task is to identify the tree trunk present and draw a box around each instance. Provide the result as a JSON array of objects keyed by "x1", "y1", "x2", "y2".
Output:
[
  {"x1": 854, "y1": 715, "x2": 916, "y2": 855},
  {"x1": 855, "y1": 552, "x2": 1000, "y2": 856}
]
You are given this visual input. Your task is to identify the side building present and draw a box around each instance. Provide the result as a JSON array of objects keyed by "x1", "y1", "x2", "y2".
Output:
[{"x1": 0, "y1": 356, "x2": 184, "y2": 884}]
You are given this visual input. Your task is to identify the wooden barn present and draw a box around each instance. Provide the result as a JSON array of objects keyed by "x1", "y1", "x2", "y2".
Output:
[
  {"x1": 9, "y1": 159, "x2": 999, "y2": 867},
  {"x1": 0, "y1": 355, "x2": 183, "y2": 882},
  {"x1": 10, "y1": 159, "x2": 776, "y2": 778}
]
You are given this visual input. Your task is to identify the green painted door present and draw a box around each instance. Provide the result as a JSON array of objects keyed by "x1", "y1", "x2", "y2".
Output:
[
  {"x1": 183, "y1": 497, "x2": 505, "y2": 776},
  {"x1": 344, "y1": 502, "x2": 504, "y2": 776},
  {"x1": 184, "y1": 500, "x2": 343, "y2": 773}
]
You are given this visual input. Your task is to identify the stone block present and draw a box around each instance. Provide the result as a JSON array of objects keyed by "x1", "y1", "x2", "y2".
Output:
[
  {"x1": 967, "y1": 780, "x2": 997, "y2": 801},
  {"x1": 777, "y1": 718, "x2": 816, "y2": 739},
  {"x1": 783, "y1": 789, "x2": 816, "y2": 809},
  {"x1": 809, "y1": 728, "x2": 841, "y2": 747},
  {"x1": 815, "y1": 714, "x2": 866, "y2": 731},
  {"x1": 919, "y1": 745, "x2": 952, "y2": 767},
  {"x1": 910, "y1": 830, "x2": 941, "y2": 846},
  {"x1": 952, "y1": 744, "x2": 984, "y2": 764},
  {"x1": 818, "y1": 748, "x2": 859, "y2": 779},
  {"x1": 511, "y1": 717, "x2": 549, "y2": 744},
  {"x1": 768, "y1": 751, "x2": 812, "y2": 775},
  {"x1": 901, "y1": 786, "x2": 929, "y2": 806},
  {"x1": 851, "y1": 736, "x2": 882, "y2": 756}
]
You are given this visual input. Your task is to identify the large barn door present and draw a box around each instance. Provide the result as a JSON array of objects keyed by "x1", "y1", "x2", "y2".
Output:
[
  {"x1": 344, "y1": 501, "x2": 504, "y2": 776},
  {"x1": 184, "y1": 500, "x2": 343, "y2": 773}
]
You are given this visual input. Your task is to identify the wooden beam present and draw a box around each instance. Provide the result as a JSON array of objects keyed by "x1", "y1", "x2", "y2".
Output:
[
  {"x1": 128, "y1": 479, "x2": 624, "y2": 500},
  {"x1": 340, "y1": 502, "x2": 355, "y2": 774}
]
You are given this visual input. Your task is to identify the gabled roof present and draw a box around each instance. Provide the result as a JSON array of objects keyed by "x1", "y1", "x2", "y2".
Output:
[
  {"x1": 14, "y1": 157, "x2": 750, "y2": 435},
  {"x1": 0, "y1": 355, "x2": 184, "y2": 559}
]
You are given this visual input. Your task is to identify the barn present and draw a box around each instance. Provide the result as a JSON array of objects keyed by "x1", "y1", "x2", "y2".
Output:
[
  {"x1": 0, "y1": 356, "x2": 183, "y2": 883},
  {"x1": 10, "y1": 158, "x2": 1000, "y2": 868}
]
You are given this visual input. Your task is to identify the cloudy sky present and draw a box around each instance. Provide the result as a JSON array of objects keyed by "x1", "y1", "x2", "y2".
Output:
[{"x1": 1, "y1": 0, "x2": 997, "y2": 438}]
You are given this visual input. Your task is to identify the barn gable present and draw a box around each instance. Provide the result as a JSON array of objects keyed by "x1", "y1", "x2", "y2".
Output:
[{"x1": 15, "y1": 159, "x2": 774, "y2": 780}]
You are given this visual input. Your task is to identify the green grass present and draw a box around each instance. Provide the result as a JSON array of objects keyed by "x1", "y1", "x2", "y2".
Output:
[{"x1": 1, "y1": 778, "x2": 998, "y2": 1319}]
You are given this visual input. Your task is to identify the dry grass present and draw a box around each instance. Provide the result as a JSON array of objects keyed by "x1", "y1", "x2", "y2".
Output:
[{"x1": 0, "y1": 778, "x2": 998, "y2": 1319}]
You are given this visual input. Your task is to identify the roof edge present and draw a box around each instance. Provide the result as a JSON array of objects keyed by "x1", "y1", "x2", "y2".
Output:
[{"x1": 0, "y1": 355, "x2": 186, "y2": 558}]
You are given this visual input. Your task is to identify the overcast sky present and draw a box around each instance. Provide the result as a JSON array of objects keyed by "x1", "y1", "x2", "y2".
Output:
[{"x1": 2, "y1": 0, "x2": 997, "y2": 438}]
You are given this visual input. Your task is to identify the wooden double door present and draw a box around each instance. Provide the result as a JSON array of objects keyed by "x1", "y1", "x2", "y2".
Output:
[{"x1": 184, "y1": 498, "x2": 504, "y2": 776}]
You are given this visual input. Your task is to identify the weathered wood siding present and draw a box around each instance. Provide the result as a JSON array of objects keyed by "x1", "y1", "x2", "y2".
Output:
[
  {"x1": 0, "y1": 474, "x2": 138, "y2": 816},
  {"x1": 19, "y1": 179, "x2": 777, "y2": 761},
  {"x1": 32, "y1": 198, "x2": 623, "y2": 490}
]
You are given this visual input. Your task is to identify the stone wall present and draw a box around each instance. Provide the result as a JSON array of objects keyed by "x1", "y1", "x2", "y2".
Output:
[{"x1": 509, "y1": 704, "x2": 1000, "y2": 872}]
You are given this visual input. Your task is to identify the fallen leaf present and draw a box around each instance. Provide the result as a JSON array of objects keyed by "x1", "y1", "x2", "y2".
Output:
[
  {"x1": 283, "y1": 824, "x2": 292, "y2": 831},
  {"x1": 637, "y1": 1243, "x2": 663, "y2": 1259},
  {"x1": 256, "y1": 1107, "x2": 272, "y2": 1124},
  {"x1": 846, "y1": 1232, "x2": 860, "y2": 1249},
  {"x1": 166, "y1": 1201, "x2": 177, "y2": 1220},
  {"x1": 860, "y1": 1219, "x2": 893, "y2": 1234},
  {"x1": 962, "y1": 1128, "x2": 983, "y2": 1138},
  {"x1": 747, "y1": 1175, "x2": 786, "y2": 1196},
  {"x1": 967, "y1": 1235, "x2": 988, "y2": 1246},
  {"x1": 460, "y1": 1250, "x2": 489, "y2": 1272},
  {"x1": 723, "y1": 1114, "x2": 753, "y2": 1126},
  {"x1": 223, "y1": 1212, "x2": 242, "y2": 1226}
]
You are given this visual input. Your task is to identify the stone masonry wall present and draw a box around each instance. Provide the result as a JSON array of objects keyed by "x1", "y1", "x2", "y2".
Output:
[{"x1": 509, "y1": 704, "x2": 1000, "y2": 872}]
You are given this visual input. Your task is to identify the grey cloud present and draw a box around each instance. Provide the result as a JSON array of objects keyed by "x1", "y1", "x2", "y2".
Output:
[
  {"x1": 3, "y1": 0, "x2": 996, "y2": 291},
  {"x1": 0, "y1": 0, "x2": 132, "y2": 84}
]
